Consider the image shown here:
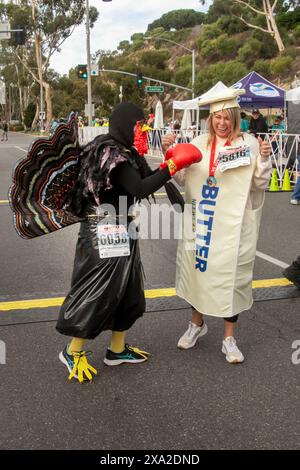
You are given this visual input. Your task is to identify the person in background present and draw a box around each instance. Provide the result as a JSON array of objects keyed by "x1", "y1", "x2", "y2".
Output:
[
  {"x1": 172, "y1": 121, "x2": 181, "y2": 142},
  {"x1": 240, "y1": 112, "x2": 249, "y2": 133},
  {"x1": 290, "y1": 153, "x2": 300, "y2": 205},
  {"x1": 1, "y1": 120, "x2": 8, "y2": 141},
  {"x1": 147, "y1": 113, "x2": 155, "y2": 127},
  {"x1": 49, "y1": 118, "x2": 59, "y2": 137},
  {"x1": 270, "y1": 116, "x2": 286, "y2": 157},
  {"x1": 162, "y1": 87, "x2": 272, "y2": 364},
  {"x1": 271, "y1": 116, "x2": 285, "y2": 133},
  {"x1": 249, "y1": 109, "x2": 268, "y2": 137}
]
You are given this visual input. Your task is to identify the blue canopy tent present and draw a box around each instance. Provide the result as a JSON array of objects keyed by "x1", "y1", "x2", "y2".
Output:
[{"x1": 231, "y1": 71, "x2": 285, "y2": 109}]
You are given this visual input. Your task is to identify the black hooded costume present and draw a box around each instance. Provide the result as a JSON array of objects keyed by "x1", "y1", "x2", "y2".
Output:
[{"x1": 56, "y1": 103, "x2": 173, "y2": 339}]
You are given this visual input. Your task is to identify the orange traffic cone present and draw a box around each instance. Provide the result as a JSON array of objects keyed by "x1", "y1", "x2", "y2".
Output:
[
  {"x1": 269, "y1": 169, "x2": 279, "y2": 192},
  {"x1": 282, "y1": 169, "x2": 291, "y2": 191}
]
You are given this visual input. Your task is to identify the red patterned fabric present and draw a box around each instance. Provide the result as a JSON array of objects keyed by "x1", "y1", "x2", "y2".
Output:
[{"x1": 133, "y1": 121, "x2": 149, "y2": 156}]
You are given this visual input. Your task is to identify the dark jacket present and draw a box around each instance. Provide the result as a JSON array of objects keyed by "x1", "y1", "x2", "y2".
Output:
[{"x1": 249, "y1": 115, "x2": 268, "y2": 135}]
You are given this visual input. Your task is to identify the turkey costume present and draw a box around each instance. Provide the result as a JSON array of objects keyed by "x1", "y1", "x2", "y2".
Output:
[
  {"x1": 174, "y1": 88, "x2": 272, "y2": 318},
  {"x1": 56, "y1": 102, "x2": 177, "y2": 338},
  {"x1": 9, "y1": 102, "x2": 202, "y2": 382}
]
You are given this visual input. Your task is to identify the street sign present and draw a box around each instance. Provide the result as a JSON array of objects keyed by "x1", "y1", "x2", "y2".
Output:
[
  {"x1": 91, "y1": 64, "x2": 99, "y2": 76},
  {"x1": 0, "y1": 23, "x2": 11, "y2": 40},
  {"x1": 39, "y1": 112, "x2": 46, "y2": 120},
  {"x1": 145, "y1": 86, "x2": 164, "y2": 93}
]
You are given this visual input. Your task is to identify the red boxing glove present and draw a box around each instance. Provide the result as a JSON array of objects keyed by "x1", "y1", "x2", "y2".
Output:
[{"x1": 160, "y1": 143, "x2": 202, "y2": 176}]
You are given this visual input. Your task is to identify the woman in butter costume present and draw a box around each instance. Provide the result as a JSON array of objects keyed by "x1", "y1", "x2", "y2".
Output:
[{"x1": 162, "y1": 86, "x2": 272, "y2": 363}]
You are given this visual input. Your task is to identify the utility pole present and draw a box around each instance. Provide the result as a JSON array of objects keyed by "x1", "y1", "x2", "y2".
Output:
[{"x1": 86, "y1": 0, "x2": 93, "y2": 127}]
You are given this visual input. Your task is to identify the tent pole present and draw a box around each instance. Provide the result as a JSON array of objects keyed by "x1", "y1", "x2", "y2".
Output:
[
  {"x1": 196, "y1": 107, "x2": 200, "y2": 135},
  {"x1": 284, "y1": 101, "x2": 287, "y2": 132}
]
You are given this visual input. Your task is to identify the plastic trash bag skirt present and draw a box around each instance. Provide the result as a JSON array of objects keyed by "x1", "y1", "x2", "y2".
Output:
[{"x1": 56, "y1": 217, "x2": 145, "y2": 339}]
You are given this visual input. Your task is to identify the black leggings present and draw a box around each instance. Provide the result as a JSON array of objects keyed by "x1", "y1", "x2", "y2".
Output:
[{"x1": 223, "y1": 314, "x2": 239, "y2": 323}]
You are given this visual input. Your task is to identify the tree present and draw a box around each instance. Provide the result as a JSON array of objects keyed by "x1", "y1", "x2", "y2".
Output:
[
  {"x1": 148, "y1": 9, "x2": 205, "y2": 31},
  {"x1": 233, "y1": 0, "x2": 286, "y2": 52},
  {"x1": 195, "y1": 60, "x2": 248, "y2": 95},
  {"x1": 140, "y1": 50, "x2": 170, "y2": 69},
  {"x1": 203, "y1": 0, "x2": 234, "y2": 23},
  {"x1": 200, "y1": 0, "x2": 286, "y2": 52},
  {"x1": 24, "y1": 102, "x2": 37, "y2": 128},
  {"x1": 117, "y1": 40, "x2": 130, "y2": 52},
  {"x1": 0, "y1": 1, "x2": 98, "y2": 127}
]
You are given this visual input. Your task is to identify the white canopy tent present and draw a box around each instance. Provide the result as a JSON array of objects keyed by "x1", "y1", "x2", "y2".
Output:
[
  {"x1": 172, "y1": 81, "x2": 228, "y2": 130},
  {"x1": 154, "y1": 100, "x2": 164, "y2": 129},
  {"x1": 286, "y1": 86, "x2": 300, "y2": 104},
  {"x1": 180, "y1": 108, "x2": 192, "y2": 130},
  {"x1": 173, "y1": 81, "x2": 228, "y2": 111},
  {"x1": 286, "y1": 86, "x2": 300, "y2": 135},
  {"x1": 173, "y1": 95, "x2": 201, "y2": 111}
]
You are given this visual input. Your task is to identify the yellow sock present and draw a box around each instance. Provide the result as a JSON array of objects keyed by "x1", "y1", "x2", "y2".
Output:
[
  {"x1": 68, "y1": 337, "x2": 85, "y2": 354},
  {"x1": 110, "y1": 331, "x2": 126, "y2": 353}
]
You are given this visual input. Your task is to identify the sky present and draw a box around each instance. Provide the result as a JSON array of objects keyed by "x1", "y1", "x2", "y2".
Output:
[{"x1": 50, "y1": 0, "x2": 211, "y2": 76}]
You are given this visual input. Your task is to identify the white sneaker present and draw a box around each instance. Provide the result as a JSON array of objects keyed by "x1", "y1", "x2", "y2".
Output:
[
  {"x1": 290, "y1": 199, "x2": 300, "y2": 205},
  {"x1": 222, "y1": 336, "x2": 244, "y2": 364},
  {"x1": 177, "y1": 321, "x2": 208, "y2": 349}
]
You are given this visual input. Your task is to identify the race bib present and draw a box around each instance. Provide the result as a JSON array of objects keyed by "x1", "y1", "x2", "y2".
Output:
[
  {"x1": 218, "y1": 145, "x2": 251, "y2": 172},
  {"x1": 97, "y1": 223, "x2": 130, "y2": 258}
]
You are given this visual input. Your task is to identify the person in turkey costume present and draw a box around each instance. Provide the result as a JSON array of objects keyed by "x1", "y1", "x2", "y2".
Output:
[{"x1": 9, "y1": 102, "x2": 201, "y2": 384}]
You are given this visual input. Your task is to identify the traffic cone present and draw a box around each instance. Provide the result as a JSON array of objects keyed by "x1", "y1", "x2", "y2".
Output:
[
  {"x1": 282, "y1": 169, "x2": 291, "y2": 191},
  {"x1": 269, "y1": 169, "x2": 279, "y2": 192}
]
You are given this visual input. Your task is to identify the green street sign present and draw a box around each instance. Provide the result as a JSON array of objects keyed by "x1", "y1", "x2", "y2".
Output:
[{"x1": 145, "y1": 85, "x2": 164, "y2": 93}]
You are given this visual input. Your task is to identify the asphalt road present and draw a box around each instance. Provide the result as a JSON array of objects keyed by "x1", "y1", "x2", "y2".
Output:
[{"x1": 0, "y1": 132, "x2": 300, "y2": 451}]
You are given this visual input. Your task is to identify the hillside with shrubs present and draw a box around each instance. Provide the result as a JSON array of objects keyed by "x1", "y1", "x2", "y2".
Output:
[{"x1": 67, "y1": 0, "x2": 300, "y2": 117}]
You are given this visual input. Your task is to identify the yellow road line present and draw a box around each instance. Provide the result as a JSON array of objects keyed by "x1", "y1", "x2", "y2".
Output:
[
  {"x1": 0, "y1": 279, "x2": 293, "y2": 312},
  {"x1": 146, "y1": 288, "x2": 176, "y2": 298},
  {"x1": 0, "y1": 200, "x2": 9, "y2": 204},
  {"x1": 252, "y1": 278, "x2": 291, "y2": 288},
  {"x1": 0, "y1": 297, "x2": 65, "y2": 312}
]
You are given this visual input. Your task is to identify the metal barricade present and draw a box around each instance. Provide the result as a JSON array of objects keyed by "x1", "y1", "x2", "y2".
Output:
[
  {"x1": 148, "y1": 130, "x2": 300, "y2": 189},
  {"x1": 78, "y1": 127, "x2": 300, "y2": 189},
  {"x1": 147, "y1": 129, "x2": 204, "y2": 160},
  {"x1": 262, "y1": 133, "x2": 299, "y2": 187},
  {"x1": 78, "y1": 126, "x2": 109, "y2": 146}
]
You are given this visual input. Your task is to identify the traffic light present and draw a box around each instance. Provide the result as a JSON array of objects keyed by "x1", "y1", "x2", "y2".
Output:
[
  {"x1": 15, "y1": 26, "x2": 26, "y2": 46},
  {"x1": 137, "y1": 72, "x2": 143, "y2": 88},
  {"x1": 78, "y1": 64, "x2": 88, "y2": 79}
]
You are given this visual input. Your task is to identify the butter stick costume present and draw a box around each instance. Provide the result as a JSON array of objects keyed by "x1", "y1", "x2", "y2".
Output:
[{"x1": 174, "y1": 90, "x2": 272, "y2": 318}]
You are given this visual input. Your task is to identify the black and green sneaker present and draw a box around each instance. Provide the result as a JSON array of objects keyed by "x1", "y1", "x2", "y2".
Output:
[{"x1": 104, "y1": 344, "x2": 150, "y2": 366}]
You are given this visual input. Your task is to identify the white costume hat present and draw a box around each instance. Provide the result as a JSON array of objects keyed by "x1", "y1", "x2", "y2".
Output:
[{"x1": 198, "y1": 85, "x2": 246, "y2": 114}]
